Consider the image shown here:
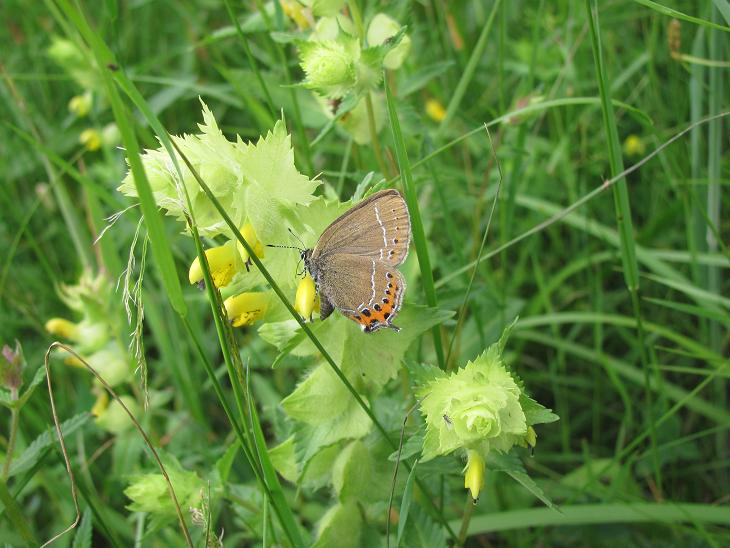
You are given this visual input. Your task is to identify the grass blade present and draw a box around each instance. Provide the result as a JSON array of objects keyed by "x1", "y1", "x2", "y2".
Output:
[{"x1": 385, "y1": 72, "x2": 446, "y2": 369}]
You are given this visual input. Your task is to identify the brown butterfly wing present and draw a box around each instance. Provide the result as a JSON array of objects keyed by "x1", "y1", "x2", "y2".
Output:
[
  {"x1": 312, "y1": 189, "x2": 411, "y2": 267},
  {"x1": 315, "y1": 254, "x2": 406, "y2": 332}
]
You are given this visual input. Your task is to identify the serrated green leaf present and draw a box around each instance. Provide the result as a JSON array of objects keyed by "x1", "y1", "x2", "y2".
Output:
[
  {"x1": 489, "y1": 453, "x2": 557, "y2": 510},
  {"x1": 8, "y1": 413, "x2": 89, "y2": 478}
]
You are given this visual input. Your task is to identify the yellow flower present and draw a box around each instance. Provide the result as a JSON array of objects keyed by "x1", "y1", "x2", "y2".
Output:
[
  {"x1": 91, "y1": 390, "x2": 109, "y2": 417},
  {"x1": 281, "y1": 0, "x2": 312, "y2": 29},
  {"x1": 425, "y1": 99, "x2": 446, "y2": 122},
  {"x1": 189, "y1": 242, "x2": 238, "y2": 288},
  {"x1": 623, "y1": 135, "x2": 646, "y2": 157},
  {"x1": 463, "y1": 449, "x2": 485, "y2": 501},
  {"x1": 236, "y1": 223, "x2": 265, "y2": 270},
  {"x1": 525, "y1": 426, "x2": 537, "y2": 448},
  {"x1": 45, "y1": 317, "x2": 80, "y2": 339},
  {"x1": 79, "y1": 128, "x2": 101, "y2": 151},
  {"x1": 68, "y1": 91, "x2": 92, "y2": 117},
  {"x1": 224, "y1": 292, "x2": 269, "y2": 327},
  {"x1": 295, "y1": 274, "x2": 319, "y2": 320}
]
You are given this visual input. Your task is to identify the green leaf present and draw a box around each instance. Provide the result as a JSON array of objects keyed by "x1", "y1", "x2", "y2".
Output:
[
  {"x1": 396, "y1": 459, "x2": 418, "y2": 546},
  {"x1": 124, "y1": 452, "x2": 203, "y2": 516},
  {"x1": 72, "y1": 507, "x2": 93, "y2": 548},
  {"x1": 214, "y1": 441, "x2": 239, "y2": 484},
  {"x1": 15, "y1": 366, "x2": 46, "y2": 408},
  {"x1": 313, "y1": 501, "x2": 362, "y2": 548},
  {"x1": 489, "y1": 453, "x2": 557, "y2": 510},
  {"x1": 8, "y1": 413, "x2": 89, "y2": 478},
  {"x1": 331, "y1": 440, "x2": 376, "y2": 502},
  {"x1": 289, "y1": 390, "x2": 372, "y2": 466},
  {"x1": 290, "y1": 305, "x2": 453, "y2": 393},
  {"x1": 520, "y1": 395, "x2": 560, "y2": 426},
  {"x1": 402, "y1": 504, "x2": 447, "y2": 548}
]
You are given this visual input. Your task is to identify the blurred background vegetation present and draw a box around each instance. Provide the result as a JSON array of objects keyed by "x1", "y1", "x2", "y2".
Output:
[{"x1": 1, "y1": 0, "x2": 728, "y2": 546}]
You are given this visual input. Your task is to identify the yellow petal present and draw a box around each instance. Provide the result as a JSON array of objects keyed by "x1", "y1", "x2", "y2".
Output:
[
  {"x1": 189, "y1": 243, "x2": 238, "y2": 287},
  {"x1": 79, "y1": 128, "x2": 101, "y2": 151},
  {"x1": 425, "y1": 98, "x2": 446, "y2": 122},
  {"x1": 45, "y1": 317, "x2": 80, "y2": 340},
  {"x1": 224, "y1": 292, "x2": 269, "y2": 327},
  {"x1": 236, "y1": 223, "x2": 265, "y2": 265},
  {"x1": 91, "y1": 391, "x2": 109, "y2": 417},
  {"x1": 463, "y1": 449, "x2": 485, "y2": 501},
  {"x1": 294, "y1": 275, "x2": 317, "y2": 318}
]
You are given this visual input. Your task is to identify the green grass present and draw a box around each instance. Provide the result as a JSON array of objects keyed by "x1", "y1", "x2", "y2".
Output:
[{"x1": 1, "y1": 1, "x2": 728, "y2": 546}]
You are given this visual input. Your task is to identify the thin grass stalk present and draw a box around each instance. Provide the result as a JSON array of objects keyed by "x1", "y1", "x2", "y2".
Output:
[
  {"x1": 172, "y1": 140, "x2": 459, "y2": 543},
  {"x1": 222, "y1": 0, "x2": 276, "y2": 118},
  {"x1": 184, "y1": 197, "x2": 304, "y2": 547},
  {"x1": 435, "y1": 0, "x2": 501, "y2": 139},
  {"x1": 384, "y1": 72, "x2": 446, "y2": 370},
  {"x1": 444, "y1": 127, "x2": 503, "y2": 369},
  {"x1": 585, "y1": 0, "x2": 659, "y2": 490},
  {"x1": 44, "y1": 343, "x2": 193, "y2": 547},
  {"x1": 436, "y1": 112, "x2": 729, "y2": 286},
  {"x1": 707, "y1": 2, "x2": 726, "y2": 488},
  {"x1": 0, "y1": 67, "x2": 94, "y2": 270},
  {"x1": 53, "y1": 0, "x2": 188, "y2": 316},
  {"x1": 347, "y1": 0, "x2": 390, "y2": 177},
  {"x1": 454, "y1": 502, "x2": 730, "y2": 536},
  {"x1": 633, "y1": 0, "x2": 730, "y2": 32},
  {"x1": 251, "y1": 0, "x2": 314, "y2": 175}
]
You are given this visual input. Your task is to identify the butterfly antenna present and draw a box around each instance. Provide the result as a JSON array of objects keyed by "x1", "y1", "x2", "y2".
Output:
[
  {"x1": 287, "y1": 227, "x2": 306, "y2": 249},
  {"x1": 266, "y1": 243, "x2": 302, "y2": 251}
]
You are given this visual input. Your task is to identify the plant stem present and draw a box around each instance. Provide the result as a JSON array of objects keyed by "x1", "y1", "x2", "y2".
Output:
[
  {"x1": 2, "y1": 392, "x2": 19, "y2": 480},
  {"x1": 457, "y1": 493, "x2": 475, "y2": 545},
  {"x1": 365, "y1": 92, "x2": 390, "y2": 177}
]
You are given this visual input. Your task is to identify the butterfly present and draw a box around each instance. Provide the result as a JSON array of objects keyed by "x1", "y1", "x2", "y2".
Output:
[{"x1": 302, "y1": 189, "x2": 411, "y2": 333}]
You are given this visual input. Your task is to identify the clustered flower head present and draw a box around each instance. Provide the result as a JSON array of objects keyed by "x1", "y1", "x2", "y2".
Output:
[
  {"x1": 296, "y1": 10, "x2": 410, "y2": 144},
  {"x1": 44, "y1": 270, "x2": 138, "y2": 434},
  {"x1": 417, "y1": 322, "x2": 558, "y2": 500},
  {"x1": 119, "y1": 102, "x2": 323, "y2": 328}
]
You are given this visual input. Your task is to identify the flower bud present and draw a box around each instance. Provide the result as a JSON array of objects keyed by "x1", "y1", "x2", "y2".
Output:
[
  {"x1": 68, "y1": 91, "x2": 92, "y2": 117},
  {"x1": 425, "y1": 99, "x2": 446, "y2": 122},
  {"x1": 79, "y1": 128, "x2": 101, "y2": 151},
  {"x1": 295, "y1": 274, "x2": 318, "y2": 320},
  {"x1": 1, "y1": 343, "x2": 24, "y2": 392},
  {"x1": 45, "y1": 318, "x2": 80, "y2": 340},
  {"x1": 224, "y1": 292, "x2": 269, "y2": 327},
  {"x1": 188, "y1": 242, "x2": 238, "y2": 288},
  {"x1": 367, "y1": 13, "x2": 410, "y2": 69},
  {"x1": 623, "y1": 135, "x2": 646, "y2": 157},
  {"x1": 463, "y1": 449, "x2": 485, "y2": 501},
  {"x1": 236, "y1": 223, "x2": 265, "y2": 269},
  {"x1": 299, "y1": 38, "x2": 358, "y2": 98}
]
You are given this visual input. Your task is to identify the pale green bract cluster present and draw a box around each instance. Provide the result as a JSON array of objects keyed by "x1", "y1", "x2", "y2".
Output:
[
  {"x1": 417, "y1": 323, "x2": 558, "y2": 461},
  {"x1": 118, "y1": 100, "x2": 320, "y2": 241}
]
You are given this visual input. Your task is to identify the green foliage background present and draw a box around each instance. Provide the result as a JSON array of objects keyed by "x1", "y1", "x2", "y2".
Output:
[{"x1": 1, "y1": 0, "x2": 728, "y2": 546}]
